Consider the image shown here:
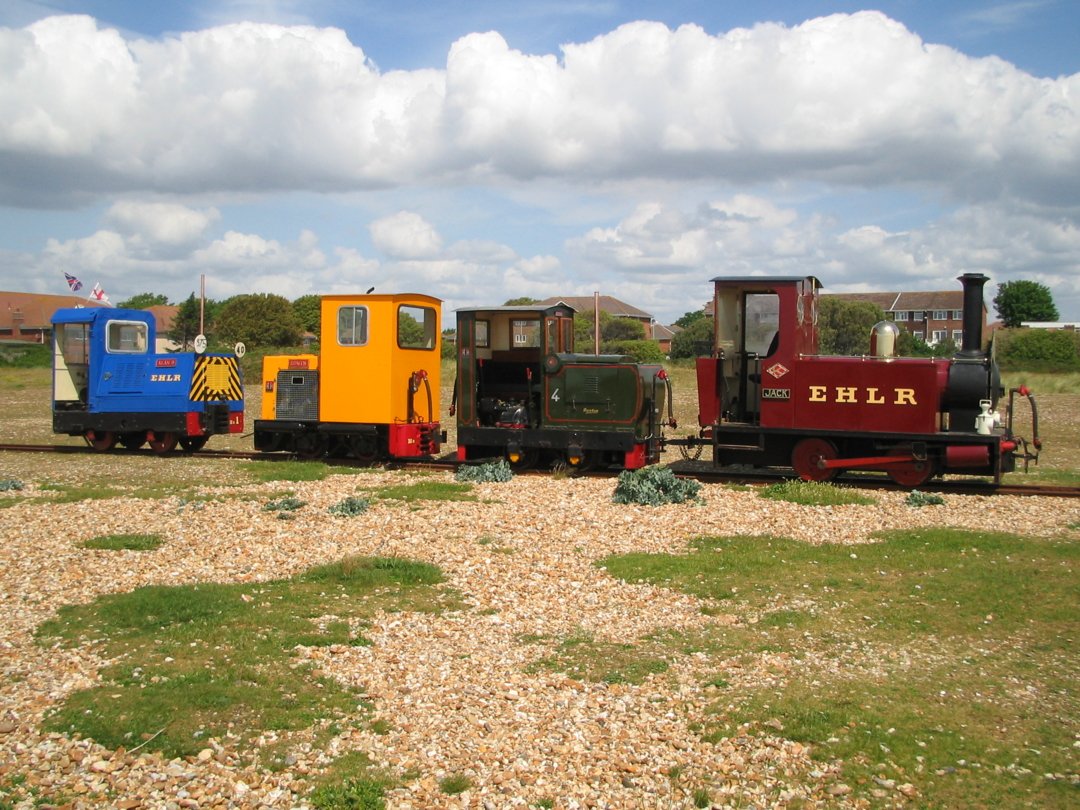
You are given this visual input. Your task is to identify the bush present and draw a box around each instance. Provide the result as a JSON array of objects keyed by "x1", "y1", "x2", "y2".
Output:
[
  {"x1": 905, "y1": 490, "x2": 945, "y2": 507},
  {"x1": 612, "y1": 466, "x2": 701, "y2": 506},
  {"x1": 0, "y1": 343, "x2": 50, "y2": 368},
  {"x1": 996, "y1": 328, "x2": 1080, "y2": 372},
  {"x1": 328, "y1": 496, "x2": 370, "y2": 517},
  {"x1": 263, "y1": 496, "x2": 305, "y2": 512},
  {"x1": 0, "y1": 478, "x2": 24, "y2": 491},
  {"x1": 455, "y1": 460, "x2": 513, "y2": 483},
  {"x1": 602, "y1": 339, "x2": 667, "y2": 363}
]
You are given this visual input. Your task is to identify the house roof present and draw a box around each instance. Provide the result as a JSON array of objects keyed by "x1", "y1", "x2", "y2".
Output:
[
  {"x1": 652, "y1": 323, "x2": 678, "y2": 341},
  {"x1": 534, "y1": 295, "x2": 653, "y2": 320},
  {"x1": 827, "y1": 290, "x2": 972, "y2": 312},
  {"x1": 0, "y1": 291, "x2": 179, "y2": 334},
  {"x1": 0, "y1": 291, "x2": 108, "y2": 331}
]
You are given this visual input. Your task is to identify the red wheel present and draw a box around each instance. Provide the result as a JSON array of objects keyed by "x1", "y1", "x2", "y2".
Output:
[
  {"x1": 148, "y1": 431, "x2": 178, "y2": 455},
  {"x1": 791, "y1": 438, "x2": 839, "y2": 482},
  {"x1": 85, "y1": 430, "x2": 117, "y2": 452},
  {"x1": 886, "y1": 449, "x2": 937, "y2": 487}
]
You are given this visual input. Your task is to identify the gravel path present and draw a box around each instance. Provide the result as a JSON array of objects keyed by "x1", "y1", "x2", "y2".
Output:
[{"x1": 1, "y1": 466, "x2": 1078, "y2": 809}]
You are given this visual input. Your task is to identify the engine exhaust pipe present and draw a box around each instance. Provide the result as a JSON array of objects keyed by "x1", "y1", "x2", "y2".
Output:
[{"x1": 957, "y1": 273, "x2": 988, "y2": 358}]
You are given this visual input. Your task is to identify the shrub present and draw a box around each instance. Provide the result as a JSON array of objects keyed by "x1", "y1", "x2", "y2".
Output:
[
  {"x1": 328, "y1": 496, "x2": 370, "y2": 517},
  {"x1": 996, "y1": 328, "x2": 1080, "y2": 372},
  {"x1": 455, "y1": 460, "x2": 513, "y2": 483},
  {"x1": 613, "y1": 466, "x2": 701, "y2": 506},
  {"x1": 263, "y1": 496, "x2": 305, "y2": 512},
  {"x1": 602, "y1": 339, "x2": 667, "y2": 363},
  {"x1": 0, "y1": 479, "x2": 24, "y2": 491},
  {"x1": 905, "y1": 490, "x2": 945, "y2": 507}
]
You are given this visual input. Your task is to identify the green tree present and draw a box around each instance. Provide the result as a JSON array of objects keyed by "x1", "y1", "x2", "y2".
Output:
[
  {"x1": 117, "y1": 292, "x2": 170, "y2": 309},
  {"x1": 818, "y1": 298, "x2": 885, "y2": 355},
  {"x1": 441, "y1": 328, "x2": 457, "y2": 359},
  {"x1": 398, "y1": 309, "x2": 426, "y2": 346},
  {"x1": 603, "y1": 317, "x2": 647, "y2": 343},
  {"x1": 503, "y1": 296, "x2": 540, "y2": 306},
  {"x1": 574, "y1": 310, "x2": 614, "y2": 351},
  {"x1": 897, "y1": 331, "x2": 957, "y2": 358},
  {"x1": 167, "y1": 293, "x2": 215, "y2": 350},
  {"x1": 669, "y1": 317, "x2": 714, "y2": 359},
  {"x1": 214, "y1": 294, "x2": 303, "y2": 349},
  {"x1": 674, "y1": 309, "x2": 706, "y2": 329},
  {"x1": 292, "y1": 294, "x2": 321, "y2": 339},
  {"x1": 993, "y1": 280, "x2": 1059, "y2": 327}
]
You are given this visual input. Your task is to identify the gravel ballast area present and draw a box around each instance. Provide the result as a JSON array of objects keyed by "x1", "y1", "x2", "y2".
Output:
[{"x1": 1, "y1": 465, "x2": 1078, "y2": 809}]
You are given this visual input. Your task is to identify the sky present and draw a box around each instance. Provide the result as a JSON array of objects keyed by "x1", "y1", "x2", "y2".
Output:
[{"x1": 1, "y1": 0, "x2": 1078, "y2": 325}]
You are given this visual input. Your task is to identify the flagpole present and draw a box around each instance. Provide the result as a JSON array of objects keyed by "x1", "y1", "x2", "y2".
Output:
[{"x1": 199, "y1": 274, "x2": 205, "y2": 335}]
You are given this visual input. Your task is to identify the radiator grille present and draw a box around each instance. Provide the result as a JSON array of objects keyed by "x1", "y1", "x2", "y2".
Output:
[{"x1": 275, "y1": 370, "x2": 319, "y2": 420}]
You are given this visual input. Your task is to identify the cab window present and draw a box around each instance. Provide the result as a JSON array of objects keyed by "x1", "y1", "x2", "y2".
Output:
[
  {"x1": 511, "y1": 319, "x2": 540, "y2": 349},
  {"x1": 338, "y1": 306, "x2": 368, "y2": 346},
  {"x1": 399, "y1": 305, "x2": 437, "y2": 350},
  {"x1": 58, "y1": 323, "x2": 89, "y2": 365},
  {"x1": 107, "y1": 320, "x2": 148, "y2": 353}
]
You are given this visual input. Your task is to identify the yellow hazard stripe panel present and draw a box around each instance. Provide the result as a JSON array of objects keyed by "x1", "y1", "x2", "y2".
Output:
[{"x1": 191, "y1": 356, "x2": 243, "y2": 402}]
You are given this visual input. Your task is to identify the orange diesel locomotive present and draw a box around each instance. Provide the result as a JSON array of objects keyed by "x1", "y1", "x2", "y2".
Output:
[{"x1": 254, "y1": 293, "x2": 443, "y2": 462}]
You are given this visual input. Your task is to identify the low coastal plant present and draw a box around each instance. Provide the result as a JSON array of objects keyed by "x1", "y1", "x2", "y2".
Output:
[
  {"x1": 905, "y1": 489, "x2": 945, "y2": 507},
  {"x1": 612, "y1": 466, "x2": 701, "y2": 506},
  {"x1": 455, "y1": 460, "x2": 513, "y2": 483},
  {"x1": 328, "y1": 496, "x2": 370, "y2": 517}
]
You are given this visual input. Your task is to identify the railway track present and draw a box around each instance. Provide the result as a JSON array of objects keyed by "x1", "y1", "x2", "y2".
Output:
[{"x1": 2, "y1": 442, "x2": 1079, "y2": 498}]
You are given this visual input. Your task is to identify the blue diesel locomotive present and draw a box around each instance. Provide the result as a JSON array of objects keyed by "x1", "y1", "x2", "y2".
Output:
[{"x1": 50, "y1": 307, "x2": 245, "y2": 453}]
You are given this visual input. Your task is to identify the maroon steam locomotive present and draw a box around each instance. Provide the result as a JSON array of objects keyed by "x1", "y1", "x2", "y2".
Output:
[{"x1": 685, "y1": 273, "x2": 1040, "y2": 485}]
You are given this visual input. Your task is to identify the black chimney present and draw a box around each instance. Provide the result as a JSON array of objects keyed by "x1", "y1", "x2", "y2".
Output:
[{"x1": 957, "y1": 273, "x2": 988, "y2": 358}]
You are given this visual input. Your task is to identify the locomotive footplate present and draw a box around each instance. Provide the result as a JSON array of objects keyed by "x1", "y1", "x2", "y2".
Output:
[
  {"x1": 458, "y1": 426, "x2": 641, "y2": 453},
  {"x1": 55, "y1": 411, "x2": 203, "y2": 436}
]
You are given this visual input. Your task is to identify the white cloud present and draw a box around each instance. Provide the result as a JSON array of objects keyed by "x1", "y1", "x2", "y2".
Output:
[
  {"x1": 369, "y1": 211, "x2": 444, "y2": 259},
  {"x1": 0, "y1": 12, "x2": 1076, "y2": 206}
]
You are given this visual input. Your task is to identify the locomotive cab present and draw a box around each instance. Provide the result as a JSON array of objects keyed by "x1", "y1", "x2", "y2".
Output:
[{"x1": 696, "y1": 277, "x2": 820, "y2": 429}]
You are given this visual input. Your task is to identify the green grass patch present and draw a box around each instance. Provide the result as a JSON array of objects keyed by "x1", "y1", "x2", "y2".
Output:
[
  {"x1": 368, "y1": 481, "x2": 476, "y2": 503},
  {"x1": 757, "y1": 480, "x2": 876, "y2": 506},
  {"x1": 81, "y1": 533, "x2": 165, "y2": 552},
  {"x1": 243, "y1": 460, "x2": 356, "y2": 483},
  {"x1": 309, "y1": 751, "x2": 395, "y2": 810},
  {"x1": 528, "y1": 629, "x2": 670, "y2": 685},
  {"x1": 439, "y1": 774, "x2": 474, "y2": 795},
  {"x1": 600, "y1": 529, "x2": 1079, "y2": 807},
  {"x1": 36, "y1": 556, "x2": 459, "y2": 760}
]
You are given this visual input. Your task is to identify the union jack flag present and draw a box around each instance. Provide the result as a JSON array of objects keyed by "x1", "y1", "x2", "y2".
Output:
[{"x1": 64, "y1": 272, "x2": 83, "y2": 292}]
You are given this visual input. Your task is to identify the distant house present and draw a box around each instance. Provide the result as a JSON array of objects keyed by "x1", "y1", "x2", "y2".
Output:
[
  {"x1": 652, "y1": 322, "x2": 678, "y2": 354},
  {"x1": 825, "y1": 289, "x2": 983, "y2": 347},
  {"x1": 0, "y1": 291, "x2": 107, "y2": 344},
  {"x1": 534, "y1": 295, "x2": 656, "y2": 337},
  {"x1": 0, "y1": 292, "x2": 180, "y2": 352}
]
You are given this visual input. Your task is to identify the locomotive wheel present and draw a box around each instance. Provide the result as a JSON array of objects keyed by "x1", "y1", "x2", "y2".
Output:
[
  {"x1": 148, "y1": 432, "x2": 178, "y2": 455},
  {"x1": 349, "y1": 435, "x2": 382, "y2": 465},
  {"x1": 294, "y1": 433, "x2": 327, "y2": 459},
  {"x1": 791, "y1": 438, "x2": 839, "y2": 482},
  {"x1": 885, "y1": 449, "x2": 937, "y2": 487},
  {"x1": 118, "y1": 432, "x2": 147, "y2": 449},
  {"x1": 179, "y1": 435, "x2": 209, "y2": 453},
  {"x1": 85, "y1": 430, "x2": 117, "y2": 452}
]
